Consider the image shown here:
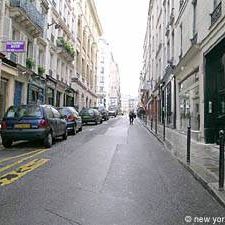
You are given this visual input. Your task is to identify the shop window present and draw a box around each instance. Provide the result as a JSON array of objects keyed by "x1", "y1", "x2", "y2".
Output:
[
  {"x1": 179, "y1": 71, "x2": 200, "y2": 131},
  {"x1": 32, "y1": 90, "x2": 38, "y2": 102},
  {"x1": 47, "y1": 88, "x2": 54, "y2": 106}
]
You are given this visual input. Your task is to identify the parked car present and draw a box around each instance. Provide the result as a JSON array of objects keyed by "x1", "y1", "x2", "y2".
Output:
[
  {"x1": 58, "y1": 106, "x2": 82, "y2": 135},
  {"x1": 93, "y1": 106, "x2": 109, "y2": 121},
  {"x1": 1, "y1": 105, "x2": 67, "y2": 148},
  {"x1": 79, "y1": 108, "x2": 102, "y2": 125},
  {"x1": 108, "y1": 108, "x2": 117, "y2": 117}
]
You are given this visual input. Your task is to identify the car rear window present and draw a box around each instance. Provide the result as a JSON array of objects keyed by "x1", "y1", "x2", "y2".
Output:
[
  {"x1": 80, "y1": 109, "x2": 94, "y2": 115},
  {"x1": 58, "y1": 108, "x2": 70, "y2": 116},
  {"x1": 5, "y1": 106, "x2": 42, "y2": 118},
  {"x1": 68, "y1": 107, "x2": 79, "y2": 114}
]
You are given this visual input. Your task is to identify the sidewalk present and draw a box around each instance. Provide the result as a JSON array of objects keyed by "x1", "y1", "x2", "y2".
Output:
[{"x1": 138, "y1": 118, "x2": 225, "y2": 208}]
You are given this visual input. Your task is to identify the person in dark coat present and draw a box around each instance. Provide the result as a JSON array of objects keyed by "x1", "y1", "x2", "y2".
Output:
[{"x1": 129, "y1": 110, "x2": 135, "y2": 125}]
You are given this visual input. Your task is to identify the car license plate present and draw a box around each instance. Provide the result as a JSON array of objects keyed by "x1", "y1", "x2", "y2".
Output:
[
  {"x1": 83, "y1": 116, "x2": 90, "y2": 118},
  {"x1": 14, "y1": 124, "x2": 31, "y2": 129}
]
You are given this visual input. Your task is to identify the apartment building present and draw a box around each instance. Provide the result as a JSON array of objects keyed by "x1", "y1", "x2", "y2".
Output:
[
  {"x1": 96, "y1": 38, "x2": 110, "y2": 108},
  {"x1": 72, "y1": 0, "x2": 103, "y2": 110},
  {"x1": 141, "y1": 0, "x2": 225, "y2": 144},
  {"x1": 108, "y1": 53, "x2": 121, "y2": 112},
  {"x1": 0, "y1": 0, "x2": 103, "y2": 120}
]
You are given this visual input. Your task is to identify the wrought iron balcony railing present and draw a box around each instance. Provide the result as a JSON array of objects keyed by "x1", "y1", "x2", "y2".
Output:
[
  {"x1": 211, "y1": 2, "x2": 222, "y2": 26},
  {"x1": 10, "y1": 0, "x2": 45, "y2": 31}
]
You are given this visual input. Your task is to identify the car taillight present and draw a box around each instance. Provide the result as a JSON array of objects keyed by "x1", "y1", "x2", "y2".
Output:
[
  {"x1": 67, "y1": 115, "x2": 75, "y2": 122},
  {"x1": 38, "y1": 119, "x2": 49, "y2": 128},
  {"x1": 1, "y1": 121, "x2": 7, "y2": 129}
]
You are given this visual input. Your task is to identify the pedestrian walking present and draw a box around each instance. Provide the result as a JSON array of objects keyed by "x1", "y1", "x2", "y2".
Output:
[{"x1": 129, "y1": 110, "x2": 136, "y2": 125}]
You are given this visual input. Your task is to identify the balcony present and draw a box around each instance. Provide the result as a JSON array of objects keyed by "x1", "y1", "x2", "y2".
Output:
[
  {"x1": 10, "y1": 0, "x2": 45, "y2": 37},
  {"x1": 211, "y1": 2, "x2": 222, "y2": 27},
  {"x1": 52, "y1": 0, "x2": 56, "y2": 7},
  {"x1": 179, "y1": 0, "x2": 185, "y2": 10},
  {"x1": 164, "y1": 63, "x2": 175, "y2": 80},
  {"x1": 56, "y1": 37, "x2": 75, "y2": 62}
]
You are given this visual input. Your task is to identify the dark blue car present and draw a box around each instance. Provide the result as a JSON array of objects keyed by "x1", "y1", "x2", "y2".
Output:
[{"x1": 1, "y1": 105, "x2": 67, "y2": 148}]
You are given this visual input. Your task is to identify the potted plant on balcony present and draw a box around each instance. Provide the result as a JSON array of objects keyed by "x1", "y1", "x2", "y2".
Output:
[
  {"x1": 26, "y1": 58, "x2": 35, "y2": 70},
  {"x1": 38, "y1": 65, "x2": 45, "y2": 76},
  {"x1": 64, "y1": 41, "x2": 75, "y2": 57}
]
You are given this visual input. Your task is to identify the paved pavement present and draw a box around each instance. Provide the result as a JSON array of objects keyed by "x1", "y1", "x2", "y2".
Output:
[
  {"x1": 139, "y1": 118, "x2": 225, "y2": 208},
  {"x1": 0, "y1": 117, "x2": 224, "y2": 225}
]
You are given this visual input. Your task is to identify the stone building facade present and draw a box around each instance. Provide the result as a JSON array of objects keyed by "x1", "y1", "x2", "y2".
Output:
[
  {"x1": 0, "y1": 0, "x2": 103, "y2": 121},
  {"x1": 140, "y1": 0, "x2": 225, "y2": 143},
  {"x1": 72, "y1": 0, "x2": 103, "y2": 111}
]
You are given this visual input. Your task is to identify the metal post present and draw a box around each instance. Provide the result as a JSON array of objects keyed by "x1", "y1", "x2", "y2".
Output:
[
  {"x1": 151, "y1": 118, "x2": 153, "y2": 130},
  {"x1": 187, "y1": 123, "x2": 191, "y2": 165},
  {"x1": 163, "y1": 107, "x2": 166, "y2": 141},
  {"x1": 219, "y1": 130, "x2": 224, "y2": 191}
]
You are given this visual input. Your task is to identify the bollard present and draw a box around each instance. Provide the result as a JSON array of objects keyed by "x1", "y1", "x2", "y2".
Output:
[
  {"x1": 219, "y1": 130, "x2": 224, "y2": 191},
  {"x1": 163, "y1": 111, "x2": 166, "y2": 141},
  {"x1": 187, "y1": 125, "x2": 191, "y2": 165},
  {"x1": 151, "y1": 118, "x2": 153, "y2": 130}
]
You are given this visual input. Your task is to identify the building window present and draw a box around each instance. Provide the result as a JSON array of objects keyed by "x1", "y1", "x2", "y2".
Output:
[
  {"x1": 179, "y1": 24, "x2": 183, "y2": 58},
  {"x1": 192, "y1": 0, "x2": 197, "y2": 36},
  {"x1": 214, "y1": 0, "x2": 221, "y2": 8},
  {"x1": 100, "y1": 76, "x2": 104, "y2": 83}
]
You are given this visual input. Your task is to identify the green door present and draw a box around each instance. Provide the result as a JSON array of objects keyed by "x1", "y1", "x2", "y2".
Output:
[{"x1": 205, "y1": 38, "x2": 225, "y2": 143}]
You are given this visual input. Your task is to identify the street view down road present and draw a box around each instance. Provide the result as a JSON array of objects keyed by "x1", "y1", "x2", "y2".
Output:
[{"x1": 0, "y1": 116, "x2": 224, "y2": 225}]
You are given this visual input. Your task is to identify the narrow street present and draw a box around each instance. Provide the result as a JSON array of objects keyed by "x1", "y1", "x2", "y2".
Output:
[{"x1": 0, "y1": 116, "x2": 224, "y2": 225}]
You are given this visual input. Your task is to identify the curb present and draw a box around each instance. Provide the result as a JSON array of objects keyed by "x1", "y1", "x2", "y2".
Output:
[{"x1": 138, "y1": 119, "x2": 225, "y2": 209}]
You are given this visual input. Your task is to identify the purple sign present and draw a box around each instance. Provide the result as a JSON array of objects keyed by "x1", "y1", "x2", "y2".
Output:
[{"x1": 6, "y1": 41, "x2": 25, "y2": 53}]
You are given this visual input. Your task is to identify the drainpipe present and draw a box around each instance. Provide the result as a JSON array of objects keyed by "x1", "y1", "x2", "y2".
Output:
[{"x1": 0, "y1": 0, "x2": 6, "y2": 84}]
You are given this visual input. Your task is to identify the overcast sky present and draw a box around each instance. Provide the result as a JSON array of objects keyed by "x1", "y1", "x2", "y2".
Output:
[{"x1": 94, "y1": 0, "x2": 149, "y2": 97}]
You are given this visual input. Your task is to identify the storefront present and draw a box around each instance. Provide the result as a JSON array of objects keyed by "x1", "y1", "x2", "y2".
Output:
[
  {"x1": 46, "y1": 76, "x2": 57, "y2": 106},
  {"x1": 64, "y1": 87, "x2": 75, "y2": 106},
  {"x1": 205, "y1": 37, "x2": 225, "y2": 143},
  {"x1": 27, "y1": 74, "x2": 45, "y2": 104}
]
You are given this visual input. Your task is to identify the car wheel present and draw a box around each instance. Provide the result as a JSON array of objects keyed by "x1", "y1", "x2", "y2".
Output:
[
  {"x1": 62, "y1": 130, "x2": 68, "y2": 140},
  {"x1": 2, "y1": 139, "x2": 13, "y2": 148},
  {"x1": 44, "y1": 132, "x2": 53, "y2": 148},
  {"x1": 100, "y1": 119, "x2": 103, "y2": 124},
  {"x1": 95, "y1": 120, "x2": 98, "y2": 125}
]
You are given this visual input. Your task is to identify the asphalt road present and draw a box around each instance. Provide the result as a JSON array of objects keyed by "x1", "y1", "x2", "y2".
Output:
[{"x1": 0, "y1": 116, "x2": 224, "y2": 225}]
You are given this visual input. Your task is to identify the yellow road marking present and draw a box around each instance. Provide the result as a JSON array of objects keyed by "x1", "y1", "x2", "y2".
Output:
[
  {"x1": 0, "y1": 158, "x2": 49, "y2": 186},
  {"x1": 0, "y1": 149, "x2": 45, "y2": 164},
  {"x1": 0, "y1": 149, "x2": 48, "y2": 174}
]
